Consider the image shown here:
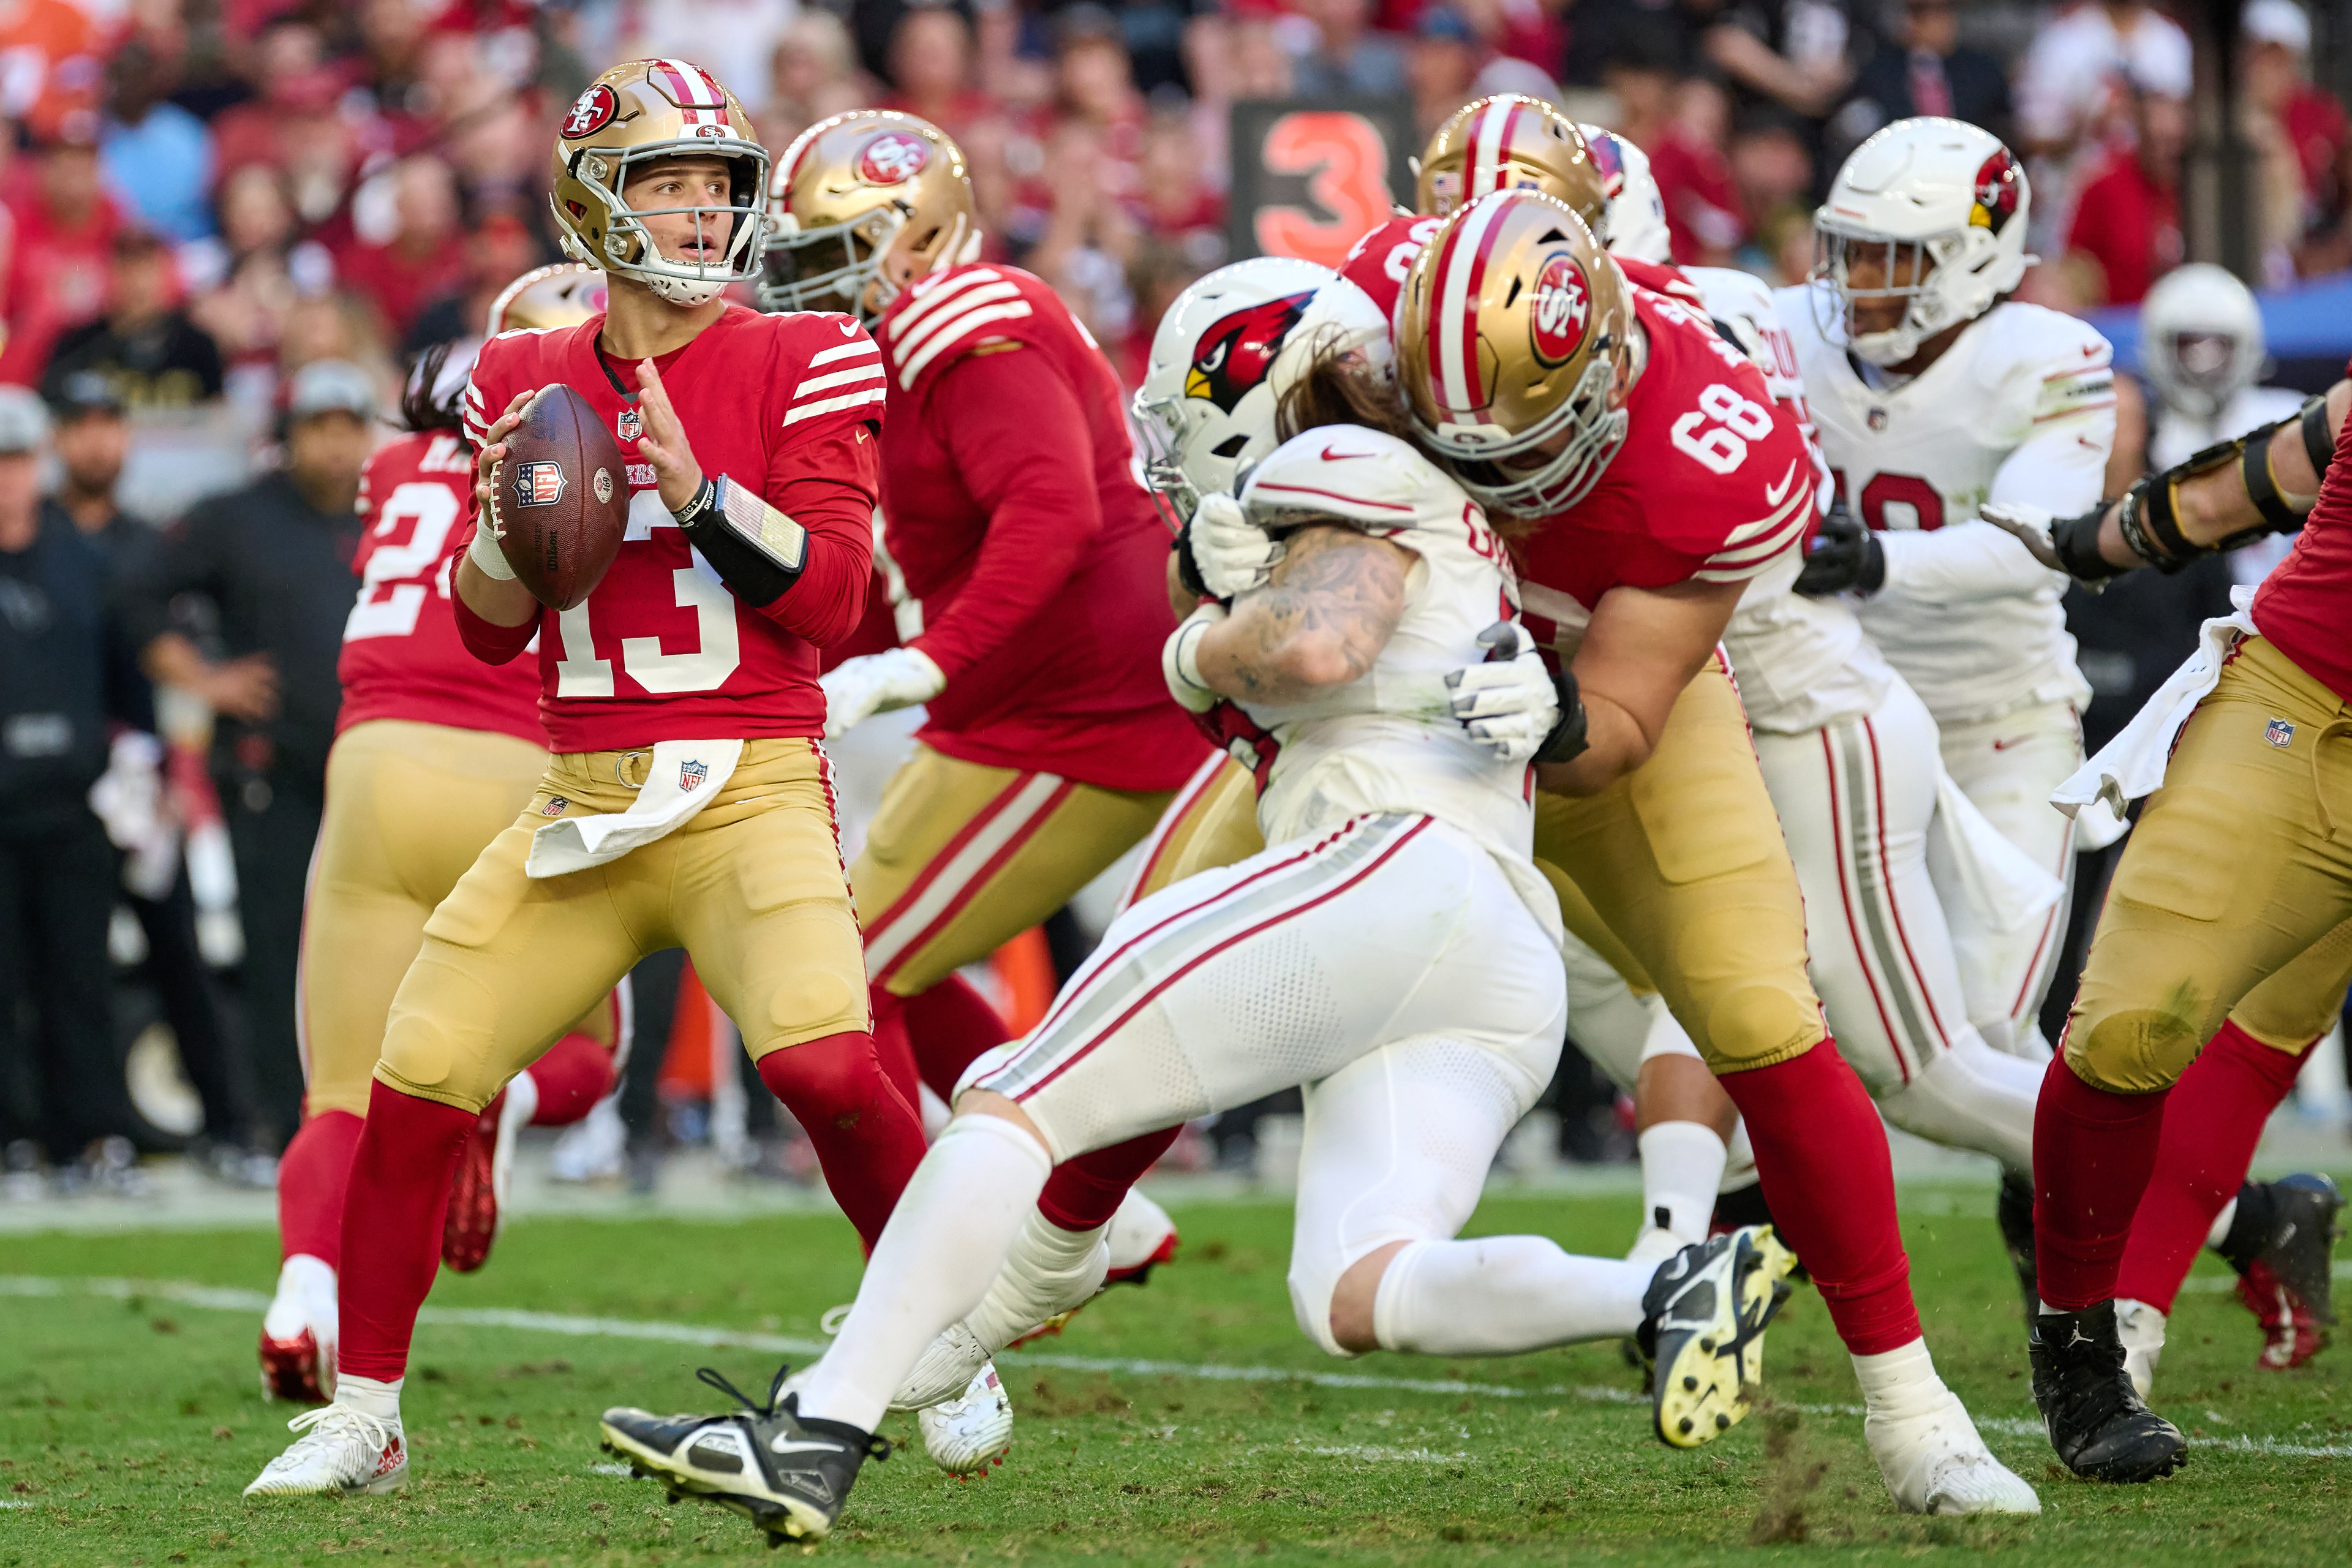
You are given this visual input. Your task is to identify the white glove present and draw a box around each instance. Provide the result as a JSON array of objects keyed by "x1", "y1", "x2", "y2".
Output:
[
  {"x1": 1188, "y1": 492, "x2": 1284, "y2": 600},
  {"x1": 820, "y1": 646, "x2": 946, "y2": 740},
  {"x1": 1444, "y1": 622, "x2": 1559, "y2": 764},
  {"x1": 1978, "y1": 502, "x2": 2065, "y2": 573},
  {"x1": 1161, "y1": 601, "x2": 1229, "y2": 713}
]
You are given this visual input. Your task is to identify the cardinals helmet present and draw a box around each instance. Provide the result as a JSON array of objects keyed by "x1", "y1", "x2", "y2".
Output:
[
  {"x1": 763, "y1": 111, "x2": 979, "y2": 322},
  {"x1": 548, "y1": 59, "x2": 768, "y2": 307},
  {"x1": 1415, "y1": 96, "x2": 1607, "y2": 233},
  {"x1": 1813, "y1": 116, "x2": 2031, "y2": 366},
  {"x1": 1396, "y1": 189, "x2": 1633, "y2": 516},
  {"x1": 1578, "y1": 125, "x2": 1671, "y2": 265},
  {"x1": 488, "y1": 262, "x2": 608, "y2": 334},
  {"x1": 2141, "y1": 263, "x2": 2266, "y2": 423},
  {"x1": 1133, "y1": 256, "x2": 1392, "y2": 527}
]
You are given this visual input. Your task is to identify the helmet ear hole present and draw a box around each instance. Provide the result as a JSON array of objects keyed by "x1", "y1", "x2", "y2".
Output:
[{"x1": 1210, "y1": 434, "x2": 1248, "y2": 458}]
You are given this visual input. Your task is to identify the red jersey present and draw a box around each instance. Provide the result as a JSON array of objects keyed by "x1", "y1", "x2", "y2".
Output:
[
  {"x1": 1512, "y1": 285, "x2": 1817, "y2": 652},
  {"x1": 338, "y1": 430, "x2": 543, "y2": 745},
  {"x1": 870, "y1": 263, "x2": 1206, "y2": 791},
  {"x1": 2250, "y1": 355, "x2": 2352, "y2": 704},
  {"x1": 457, "y1": 304, "x2": 881, "y2": 753}
]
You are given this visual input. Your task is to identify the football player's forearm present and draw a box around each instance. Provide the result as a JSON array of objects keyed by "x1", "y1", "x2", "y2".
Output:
[
  {"x1": 456, "y1": 555, "x2": 539, "y2": 627},
  {"x1": 1879, "y1": 520, "x2": 2059, "y2": 601},
  {"x1": 1534, "y1": 691, "x2": 1651, "y2": 795},
  {"x1": 753, "y1": 524, "x2": 871, "y2": 646},
  {"x1": 917, "y1": 489, "x2": 1099, "y2": 679},
  {"x1": 2086, "y1": 379, "x2": 2348, "y2": 569},
  {"x1": 451, "y1": 571, "x2": 538, "y2": 665}
]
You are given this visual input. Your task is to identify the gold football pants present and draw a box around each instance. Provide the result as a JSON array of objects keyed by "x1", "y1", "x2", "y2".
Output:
[
  {"x1": 300, "y1": 720, "x2": 614, "y2": 1120},
  {"x1": 2065, "y1": 635, "x2": 2352, "y2": 1093},
  {"x1": 374, "y1": 737, "x2": 865, "y2": 1114},
  {"x1": 1120, "y1": 663, "x2": 1823, "y2": 1073}
]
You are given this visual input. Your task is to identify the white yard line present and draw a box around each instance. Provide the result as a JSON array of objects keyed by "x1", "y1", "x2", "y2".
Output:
[{"x1": 4, "y1": 1274, "x2": 2348, "y2": 1460}]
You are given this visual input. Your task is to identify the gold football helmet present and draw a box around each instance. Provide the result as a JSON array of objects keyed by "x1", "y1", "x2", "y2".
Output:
[
  {"x1": 548, "y1": 59, "x2": 768, "y2": 307},
  {"x1": 1396, "y1": 189, "x2": 1633, "y2": 516},
  {"x1": 763, "y1": 111, "x2": 979, "y2": 322},
  {"x1": 1415, "y1": 95, "x2": 1607, "y2": 236},
  {"x1": 487, "y1": 262, "x2": 607, "y2": 334}
]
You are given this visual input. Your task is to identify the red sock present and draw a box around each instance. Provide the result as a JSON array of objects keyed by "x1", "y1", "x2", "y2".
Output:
[
  {"x1": 1717, "y1": 1041, "x2": 1921, "y2": 1355},
  {"x1": 2115, "y1": 1022, "x2": 2314, "y2": 1314},
  {"x1": 524, "y1": 1032, "x2": 615, "y2": 1126},
  {"x1": 757, "y1": 1031, "x2": 928, "y2": 1251},
  {"x1": 336, "y1": 1080, "x2": 477, "y2": 1383},
  {"x1": 2033, "y1": 1053, "x2": 2171, "y2": 1312},
  {"x1": 902, "y1": 973, "x2": 1010, "y2": 1100},
  {"x1": 1039, "y1": 1126, "x2": 1182, "y2": 1232},
  {"x1": 277, "y1": 1108, "x2": 363, "y2": 1268},
  {"x1": 866, "y1": 985, "x2": 922, "y2": 1112}
]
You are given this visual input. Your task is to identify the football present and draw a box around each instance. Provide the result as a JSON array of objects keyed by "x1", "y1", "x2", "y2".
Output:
[{"x1": 488, "y1": 382, "x2": 630, "y2": 610}]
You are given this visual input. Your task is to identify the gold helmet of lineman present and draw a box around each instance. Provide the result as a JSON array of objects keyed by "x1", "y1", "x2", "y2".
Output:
[
  {"x1": 1396, "y1": 189, "x2": 1634, "y2": 516},
  {"x1": 763, "y1": 110, "x2": 979, "y2": 322},
  {"x1": 1415, "y1": 94, "x2": 1607, "y2": 236},
  {"x1": 547, "y1": 59, "x2": 769, "y2": 307},
  {"x1": 486, "y1": 262, "x2": 608, "y2": 334}
]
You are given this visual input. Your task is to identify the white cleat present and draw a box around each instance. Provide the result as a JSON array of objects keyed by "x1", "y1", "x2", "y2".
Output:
[
  {"x1": 973, "y1": 1212, "x2": 1111, "y2": 1352},
  {"x1": 2116, "y1": 1297, "x2": 2166, "y2": 1401},
  {"x1": 1103, "y1": 1190, "x2": 1179, "y2": 1284},
  {"x1": 243, "y1": 1404, "x2": 407, "y2": 1498},
  {"x1": 916, "y1": 1362, "x2": 1014, "y2": 1476},
  {"x1": 1864, "y1": 1387, "x2": 2040, "y2": 1516},
  {"x1": 892, "y1": 1321, "x2": 993, "y2": 1412}
]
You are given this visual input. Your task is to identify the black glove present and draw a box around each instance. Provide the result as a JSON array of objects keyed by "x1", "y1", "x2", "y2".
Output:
[
  {"x1": 1173, "y1": 518, "x2": 1213, "y2": 602},
  {"x1": 1793, "y1": 500, "x2": 1884, "y2": 597},
  {"x1": 1536, "y1": 663, "x2": 1589, "y2": 766}
]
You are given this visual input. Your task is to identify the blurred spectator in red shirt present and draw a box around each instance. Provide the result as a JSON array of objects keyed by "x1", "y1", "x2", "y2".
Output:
[
  {"x1": 616, "y1": 0, "x2": 798, "y2": 116},
  {"x1": 2240, "y1": 0, "x2": 2352, "y2": 281},
  {"x1": 2062, "y1": 76, "x2": 2189, "y2": 307},
  {"x1": 2, "y1": 132, "x2": 119, "y2": 387},
  {"x1": 1728, "y1": 108, "x2": 1811, "y2": 254},
  {"x1": 884, "y1": 7, "x2": 999, "y2": 144},
  {"x1": 209, "y1": 22, "x2": 361, "y2": 230},
  {"x1": 404, "y1": 209, "x2": 540, "y2": 350},
  {"x1": 1452, "y1": 0, "x2": 1562, "y2": 79},
  {"x1": 42, "y1": 229, "x2": 224, "y2": 410},
  {"x1": 334, "y1": 154, "x2": 464, "y2": 342},
  {"x1": 0, "y1": 0, "x2": 103, "y2": 143},
  {"x1": 761, "y1": 10, "x2": 870, "y2": 153},
  {"x1": 1134, "y1": 110, "x2": 1224, "y2": 265},
  {"x1": 1608, "y1": 26, "x2": 1745, "y2": 268},
  {"x1": 1290, "y1": 0, "x2": 1410, "y2": 99},
  {"x1": 1409, "y1": 6, "x2": 1482, "y2": 139}
]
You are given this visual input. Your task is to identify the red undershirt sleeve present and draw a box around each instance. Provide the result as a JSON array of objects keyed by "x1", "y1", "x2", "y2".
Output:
[
  {"x1": 908, "y1": 345, "x2": 1102, "y2": 682},
  {"x1": 450, "y1": 521, "x2": 540, "y2": 665}
]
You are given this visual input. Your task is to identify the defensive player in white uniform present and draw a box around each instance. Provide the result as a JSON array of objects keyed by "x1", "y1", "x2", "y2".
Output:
[
  {"x1": 595, "y1": 426, "x2": 1799, "y2": 1545},
  {"x1": 1774, "y1": 118, "x2": 2113, "y2": 1069}
]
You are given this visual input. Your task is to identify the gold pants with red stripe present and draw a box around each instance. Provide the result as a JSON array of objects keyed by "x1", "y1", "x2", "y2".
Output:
[
  {"x1": 374, "y1": 738, "x2": 865, "y2": 1114},
  {"x1": 1120, "y1": 663, "x2": 1825, "y2": 1072},
  {"x1": 853, "y1": 744, "x2": 1180, "y2": 997},
  {"x1": 2066, "y1": 636, "x2": 2352, "y2": 1092},
  {"x1": 300, "y1": 720, "x2": 616, "y2": 1121}
]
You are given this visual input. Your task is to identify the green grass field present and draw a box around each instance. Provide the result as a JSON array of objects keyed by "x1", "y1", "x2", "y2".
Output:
[{"x1": 2, "y1": 1186, "x2": 2346, "y2": 1567}]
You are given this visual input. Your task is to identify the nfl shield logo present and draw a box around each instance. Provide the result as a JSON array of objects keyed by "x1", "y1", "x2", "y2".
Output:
[
  {"x1": 1866, "y1": 407, "x2": 1889, "y2": 432},
  {"x1": 514, "y1": 461, "x2": 567, "y2": 507},
  {"x1": 679, "y1": 760, "x2": 709, "y2": 793},
  {"x1": 2267, "y1": 717, "x2": 2296, "y2": 748},
  {"x1": 617, "y1": 407, "x2": 643, "y2": 443},
  {"x1": 541, "y1": 795, "x2": 568, "y2": 816}
]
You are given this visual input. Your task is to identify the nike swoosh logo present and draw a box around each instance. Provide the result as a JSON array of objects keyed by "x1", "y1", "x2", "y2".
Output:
[
  {"x1": 1320, "y1": 446, "x2": 1373, "y2": 462},
  {"x1": 1764, "y1": 459, "x2": 1798, "y2": 507},
  {"x1": 770, "y1": 1438, "x2": 848, "y2": 1457},
  {"x1": 839, "y1": 320, "x2": 859, "y2": 337}
]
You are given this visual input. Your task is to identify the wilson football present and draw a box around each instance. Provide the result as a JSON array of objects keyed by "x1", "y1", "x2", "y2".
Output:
[{"x1": 488, "y1": 383, "x2": 630, "y2": 609}]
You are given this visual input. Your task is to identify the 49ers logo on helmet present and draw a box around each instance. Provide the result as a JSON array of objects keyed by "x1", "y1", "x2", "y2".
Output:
[
  {"x1": 1527, "y1": 254, "x2": 1591, "y2": 368},
  {"x1": 562, "y1": 83, "x2": 617, "y2": 140},
  {"x1": 858, "y1": 132, "x2": 931, "y2": 186},
  {"x1": 1185, "y1": 292, "x2": 1313, "y2": 413},
  {"x1": 1971, "y1": 148, "x2": 2021, "y2": 233}
]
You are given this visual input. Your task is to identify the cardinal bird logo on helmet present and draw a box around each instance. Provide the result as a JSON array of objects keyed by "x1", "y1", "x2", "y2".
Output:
[
  {"x1": 1585, "y1": 128, "x2": 1627, "y2": 199},
  {"x1": 1185, "y1": 292, "x2": 1314, "y2": 412},
  {"x1": 1971, "y1": 148, "x2": 2021, "y2": 233}
]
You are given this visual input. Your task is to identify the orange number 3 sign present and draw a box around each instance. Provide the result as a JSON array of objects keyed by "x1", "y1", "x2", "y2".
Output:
[{"x1": 1254, "y1": 111, "x2": 1394, "y2": 269}]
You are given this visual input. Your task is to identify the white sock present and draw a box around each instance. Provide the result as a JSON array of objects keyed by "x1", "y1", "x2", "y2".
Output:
[
  {"x1": 1372, "y1": 1237, "x2": 1653, "y2": 1355},
  {"x1": 2206, "y1": 1196, "x2": 2238, "y2": 1250},
  {"x1": 794, "y1": 1114, "x2": 1052, "y2": 1433},
  {"x1": 1636, "y1": 1121, "x2": 1728, "y2": 1246},
  {"x1": 265, "y1": 1254, "x2": 336, "y2": 1338},
  {"x1": 504, "y1": 1066, "x2": 541, "y2": 1129},
  {"x1": 1850, "y1": 1336, "x2": 1945, "y2": 1416},
  {"x1": 967, "y1": 1213, "x2": 1107, "y2": 1351},
  {"x1": 1719, "y1": 1118, "x2": 1757, "y2": 1192},
  {"x1": 336, "y1": 1373, "x2": 402, "y2": 1424}
]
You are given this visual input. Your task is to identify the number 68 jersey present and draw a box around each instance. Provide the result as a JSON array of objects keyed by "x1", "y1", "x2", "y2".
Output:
[{"x1": 1771, "y1": 286, "x2": 2111, "y2": 725}]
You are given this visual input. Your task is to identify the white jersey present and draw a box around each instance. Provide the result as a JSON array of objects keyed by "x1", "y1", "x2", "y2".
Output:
[
  {"x1": 1229, "y1": 427, "x2": 1558, "y2": 943},
  {"x1": 1774, "y1": 287, "x2": 2110, "y2": 725},
  {"x1": 1686, "y1": 265, "x2": 1896, "y2": 733}
]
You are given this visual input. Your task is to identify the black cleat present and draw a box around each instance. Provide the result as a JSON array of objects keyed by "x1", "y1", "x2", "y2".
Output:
[
  {"x1": 599, "y1": 1365, "x2": 887, "y2": 1544},
  {"x1": 1637, "y1": 1225, "x2": 1798, "y2": 1448},
  {"x1": 1996, "y1": 1172, "x2": 2038, "y2": 1313},
  {"x1": 2250, "y1": 1174, "x2": 2344, "y2": 1327},
  {"x1": 2028, "y1": 1301, "x2": 2187, "y2": 1482}
]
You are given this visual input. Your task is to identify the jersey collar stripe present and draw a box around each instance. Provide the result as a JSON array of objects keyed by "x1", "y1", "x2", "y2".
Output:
[
  {"x1": 807, "y1": 339, "x2": 881, "y2": 368},
  {"x1": 898, "y1": 301, "x2": 1035, "y2": 388},
  {"x1": 889, "y1": 268, "x2": 1005, "y2": 341},
  {"x1": 1471, "y1": 100, "x2": 1513, "y2": 198},
  {"x1": 793, "y1": 363, "x2": 886, "y2": 398},
  {"x1": 1250, "y1": 478, "x2": 1417, "y2": 514},
  {"x1": 782, "y1": 387, "x2": 887, "y2": 427},
  {"x1": 889, "y1": 282, "x2": 1025, "y2": 369}
]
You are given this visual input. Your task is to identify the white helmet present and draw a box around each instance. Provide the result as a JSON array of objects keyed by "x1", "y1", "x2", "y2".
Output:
[
  {"x1": 1579, "y1": 124, "x2": 1670, "y2": 265},
  {"x1": 2141, "y1": 263, "x2": 2266, "y2": 423},
  {"x1": 1813, "y1": 117, "x2": 2030, "y2": 367},
  {"x1": 1133, "y1": 257, "x2": 1392, "y2": 527}
]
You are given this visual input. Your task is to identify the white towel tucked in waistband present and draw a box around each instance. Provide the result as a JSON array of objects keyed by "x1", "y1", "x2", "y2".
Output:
[
  {"x1": 2052, "y1": 586, "x2": 2260, "y2": 828},
  {"x1": 526, "y1": 739, "x2": 744, "y2": 878}
]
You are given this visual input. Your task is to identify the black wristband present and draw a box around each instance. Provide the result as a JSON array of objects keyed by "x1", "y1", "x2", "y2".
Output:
[
  {"x1": 1534, "y1": 668, "x2": 1589, "y2": 765},
  {"x1": 1173, "y1": 522, "x2": 1213, "y2": 602},
  {"x1": 2239, "y1": 433, "x2": 2302, "y2": 538},
  {"x1": 2301, "y1": 394, "x2": 2334, "y2": 479},
  {"x1": 675, "y1": 475, "x2": 807, "y2": 608},
  {"x1": 2049, "y1": 506, "x2": 2127, "y2": 582}
]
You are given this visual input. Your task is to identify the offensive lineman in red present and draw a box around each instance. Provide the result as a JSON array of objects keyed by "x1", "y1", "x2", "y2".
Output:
[{"x1": 246, "y1": 59, "x2": 927, "y2": 1499}]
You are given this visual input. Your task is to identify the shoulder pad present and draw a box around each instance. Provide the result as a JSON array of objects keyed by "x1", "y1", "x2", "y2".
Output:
[
  {"x1": 876, "y1": 264, "x2": 1054, "y2": 393},
  {"x1": 771, "y1": 311, "x2": 886, "y2": 429},
  {"x1": 1242, "y1": 426, "x2": 1470, "y2": 533},
  {"x1": 1340, "y1": 214, "x2": 1441, "y2": 321},
  {"x1": 1616, "y1": 255, "x2": 1706, "y2": 310}
]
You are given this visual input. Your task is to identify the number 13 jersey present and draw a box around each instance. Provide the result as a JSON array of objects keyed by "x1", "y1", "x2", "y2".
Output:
[{"x1": 1773, "y1": 287, "x2": 2111, "y2": 725}]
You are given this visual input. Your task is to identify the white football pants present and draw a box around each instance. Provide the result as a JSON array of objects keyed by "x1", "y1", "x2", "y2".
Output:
[
  {"x1": 1752, "y1": 678, "x2": 2039, "y2": 1174},
  {"x1": 1933, "y1": 700, "x2": 2081, "y2": 1059}
]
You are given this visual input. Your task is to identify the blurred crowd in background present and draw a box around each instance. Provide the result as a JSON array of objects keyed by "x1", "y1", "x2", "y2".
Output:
[{"x1": 7, "y1": 0, "x2": 2352, "y2": 1196}]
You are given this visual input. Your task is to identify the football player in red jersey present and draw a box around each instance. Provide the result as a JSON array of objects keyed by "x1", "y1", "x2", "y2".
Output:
[
  {"x1": 258, "y1": 264, "x2": 628, "y2": 1409},
  {"x1": 1392, "y1": 189, "x2": 2040, "y2": 1515},
  {"x1": 1980, "y1": 368, "x2": 2352, "y2": 1479},
  {"x1": 246, "y1": 59, "x2": 927, "y2": 1501}
]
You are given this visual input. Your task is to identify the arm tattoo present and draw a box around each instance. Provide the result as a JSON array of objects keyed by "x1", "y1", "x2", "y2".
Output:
[{"x1": 1208, "y1": 525, "x2": 1408, "y2": 703}]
